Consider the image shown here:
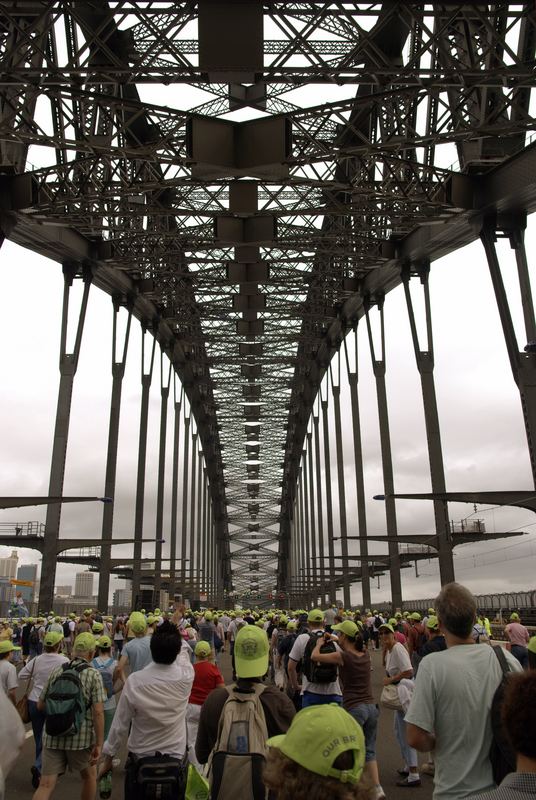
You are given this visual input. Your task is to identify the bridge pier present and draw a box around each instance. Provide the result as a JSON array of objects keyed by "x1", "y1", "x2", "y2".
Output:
[
  {"x1": 40, "y1": 264, "x2": 91, "y2": 611},
  {"x1": 98, "y1": 300, "x2": 132, "y2": 611},
  {"x1": 365, "y1": 297, "x2": 403, "y2": 610},
  {"x1": 402, "y1": 261, "x2": 455, "y2": 586},
  {"x1": 131, "y1": 329, "x2": 156, "y2": 610}
]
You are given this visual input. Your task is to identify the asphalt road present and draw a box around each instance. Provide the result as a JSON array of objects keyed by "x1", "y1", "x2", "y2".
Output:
[{"x1": 6, "y1": 648, "x2": 435, "y2": 800}]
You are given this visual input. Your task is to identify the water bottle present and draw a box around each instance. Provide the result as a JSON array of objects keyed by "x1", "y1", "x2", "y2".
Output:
[{"x1": 99, "y1": 771, "x2": 112, "y2": 799}]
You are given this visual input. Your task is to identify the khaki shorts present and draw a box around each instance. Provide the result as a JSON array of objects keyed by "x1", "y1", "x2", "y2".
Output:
[{"x1": 42, "y1": 746, "x2": 93, "y2": 776}]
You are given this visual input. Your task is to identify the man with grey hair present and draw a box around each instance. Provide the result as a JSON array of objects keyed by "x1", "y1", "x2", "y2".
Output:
[
  {"x1": 33, "y1": 632, "x2": 106, "y2": 800},
  {"x1": 405, "y1": 583, "x2": 522, "y2": 800}
]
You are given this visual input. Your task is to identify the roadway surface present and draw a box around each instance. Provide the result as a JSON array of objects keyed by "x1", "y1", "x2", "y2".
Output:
[{"x1": 6, "y1": 648, "x2": 434, "y2": 800}]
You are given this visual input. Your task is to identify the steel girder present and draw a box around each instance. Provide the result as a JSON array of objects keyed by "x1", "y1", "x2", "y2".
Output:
[{"x1": 0, "y1": 2, "x2": 535, "y2": 598}]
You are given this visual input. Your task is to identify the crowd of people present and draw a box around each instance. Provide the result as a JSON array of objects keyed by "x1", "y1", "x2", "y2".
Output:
[{"x1": 0, "y1": 583, "x2": 534, "y2": 800}]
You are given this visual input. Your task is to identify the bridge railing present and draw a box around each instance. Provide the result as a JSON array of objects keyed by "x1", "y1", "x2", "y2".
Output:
[{"x1": 0, "y1": 521, "x2": 45, "y2": 536}]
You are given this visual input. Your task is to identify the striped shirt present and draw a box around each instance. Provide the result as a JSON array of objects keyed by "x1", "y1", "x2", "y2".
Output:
[
  {"x1": 40, "y1": 658, "x2": 106, "y2": 750},
  {"x1": 473, "y1": 772, "x2": 536, "y2": 800}
]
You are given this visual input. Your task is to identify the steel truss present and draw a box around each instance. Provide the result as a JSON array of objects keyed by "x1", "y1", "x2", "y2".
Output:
[{"x1": 1, "y1": 2, "x2": 536, "y2": 601}]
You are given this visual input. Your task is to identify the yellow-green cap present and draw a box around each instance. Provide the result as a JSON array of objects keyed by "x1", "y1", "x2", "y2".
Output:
[
  {"x1": 379, "y1": 623, "x2": 395, "y2": 634},
  {"x1": 204, "y1": 611, "x2": 213, "y2": 621},
  {"x1": 95, "y1": 635, "x2": 112, "y2": 649},
  {"x1": 255, "y1": 619, "x2": 265, "y2": 628},
  {"x1": 234, "y1": 624, "x2": 269, "y2": 679},
  {"x1": 154, "y1": 608, "x2": 161, "y2": 616},
  {"x1": 267, "y1": 704, "x2": 365, "y2": 784},
  {"x1": 388, "y1": 618, "x2": 397, "y2": 627},
  {"x1": 528, "y1": 636, "x2": 536, "y2": 655},
  {"x1": 426, "y1": 616, "x2": 440, "y2": 631},
  {"x1": 510, "y1": 612, "x2": 520, "y2": 621},
  {"x1": 195, "y1": 641, "x2": 212, "y2": 657},
  {"x1": 410, "y1": 612, "x2": 421, "y2": 621},
  {"x1": 147, "y1": 615, "x2": 156, "y2": 625},
  {"x1": 92, "y1": 622, "x2": 104, "y2": 633},
  {"x1": 307, "y1": 608, "x2": 324, "y2": 623},
  {"x1": 0, "y1": 640, "x2": 21, "y2": 654},
  {"x1": 44, "y1": 630, "x2": 63, "y2": 647},
  {"x1": 333, "y1": 620, "x2": 358, "y2": 639},
  {"x1": 287, "y1": 622, "x2": 297, "y2": 631},
  {"x1": 129, "y1": 613, "x2": 147, "y2": 634},
  {"x1": 74, "y1": 632, "x2": 96, "y2": 652},
  {"x1": 428, "y1": 608, "x2": 435, "y2": 614}
]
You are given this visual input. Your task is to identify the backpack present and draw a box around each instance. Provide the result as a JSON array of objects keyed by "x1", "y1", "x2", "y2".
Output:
[
  {"x1": 302, "y1": 633, "x2": 338, "y2": 684},
  {"x1": 489, "y1": 646, "x2": 516, "y2": 784},
  {"x1": 62, "y1": 620, "x2": 72, "y2": 638},
  {"x1": 91, "y1": 656, "x2": 115, "y2": 699},
  {"x1": 214, "y1": 631, "x2": 223, "y2": 652},
  {"x1": 235, "y1": 620, "x2": 246, "y2": 635},
  {"x1": 374, "y1": 616, "x2": 383, "y2": 630},
  {"x1": 209, "y1": 684, "x2": 269, "y2": 800},
  {"x1": 29, "y1": 626, "x2": 40, "y2": 647},
  {"x1": 45, "y1": 661, "x2": 90, "y2": 737}
]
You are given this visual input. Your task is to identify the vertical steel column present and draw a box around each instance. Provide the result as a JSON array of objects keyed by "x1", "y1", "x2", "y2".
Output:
[
  {"x1": 330, "y1": 352, "x2": 351, "y2": 608},
  {"x1": 343, "y1": 328, "x2": 371, "y2": 610},
  {"x1": 131, "y1": 330, "x2": 156, "y2": 610},
  {"x1": 313, "y1": 401, "x2": 326, "y2": 605},
  {"x1": 189, "y1": 430, "x2": 198, "y2": 601},
  {"x1": 481, "y1": 218, "x2": 536, "y2": 488},
  {"x1": 168, "y1": 381, "x2": 183, "y2": 605},
  {"x1": 320, "y1": 384, "x2": 337, "y2": 603},
  {"x1": 180, "y1": 411, "x2": 191, "y2": 588},
  {"x1": 402, "y1": 262, "x2": 455, "y2": 585},
  {"x1": 365, "y1": 298, "x2": 402, "y2": 609},
  {"x1": 196, "y1": 447, "x2": 203, "y2": 597},
  {"x1": 98, "y1": 300, "x2": 132, "y2": 611},
  {"x1": 201, "y1": 467, "x2": 208, "y2": 598},
  {"x1": 295, "y1": 470, "x2": 303, "y2": 602},
  {"x1": 306, "y1": 431, "x2": 318, "y2": 606},
  {"x1": 153, "y1": 353, "x2": 172, "y2": 606},
  {"x1": 40, "y1": 264, "x2": 91, "y2": 611},
  {"x1": 207, "y1": 496, "x2": 214, "y2": 602},
  {"x1": 302, "y1": 450, "x2": 312, "y2": 604}
]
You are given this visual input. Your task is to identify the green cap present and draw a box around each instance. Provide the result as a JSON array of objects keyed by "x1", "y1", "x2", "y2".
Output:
[
  {"x1": 410, "y1": 612, "x2": 421, "y2": 621},
  {"x1": 388, "y1": 618, "x2": 397, "y2": 627},
  {"x1": 333, "y1": 620, "x2": 358, "y2": 639},
  {"x1": 268, "y1": 704, "x2": 365, "y2": 784},
  {"x1": 129, "y1": 613, "x2": 147, "y2": 634},
  {"x1": 0, "y1": 641, "x2": 21, "y2": 654},
  {"x1": 287, "y1": 622, "x2": 297, "y2": 631},
  {"x1": 426, "y1": 616, "x2": 440, "y2": 631},
  {"x1": 234, "y1": 624, "x2": 269, "y2": 679},
  {"x1": 307, "y1": 608, "x2": 324, "y2": 623},
  {"x1": 255, "y1": 620, "x2": 265, "y2": 628},
  {"x1": 154, "y1": 608, "x2": 161, "y2": 616},
  {"x1": 92, "y1": 622, "x2": 104, "y2": 633},
  {"x1": 204, "y1": 611, "x2": 213, "y2": 621},
  {"x1": 195, "y1": 641, "x2": 212, "y2": 658},
  {"x1": 510, "y1": 612, "x2": 520, "y2": 621},
  {"x1": 95, "y1": 635, "x2": 112, "y2": 649},
  {"x1": 428, "y1": 608, "x2": 435, "y2": 614},
  {"x1": 528, "y1": 636, "x2": 536, "y2": 655},
  {"x1": 44, "y1": 630, "x2": 63, "y2": 647},
  {"x1": 379, "y1": 623, "x2": 395, "y2": 634},
  {"x1": 74, "y1": 632, "x2": 96, "y2": 652}
]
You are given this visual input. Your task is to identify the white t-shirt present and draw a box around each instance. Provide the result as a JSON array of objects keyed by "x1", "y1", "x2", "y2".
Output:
[
  {"x1": 289, "y1": 631, "x2": 342, "y2": 696},
  {"x1": 18, "y1": 652, "x2": 69, "y2": 702},
  {"x1": 405, "y1": 644, "x2": 522, "y2": 800},
  {"x1": 0, "y1": 660, "x2": 18, "y2": 695},
  {"x1": 385, "y1": 642, "x2": 413, "y2": 677}
]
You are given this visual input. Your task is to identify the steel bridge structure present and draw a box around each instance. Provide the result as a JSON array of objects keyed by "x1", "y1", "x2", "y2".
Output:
[{"x1": 1, "y1": 1, "x2": 536, "y2": 611}]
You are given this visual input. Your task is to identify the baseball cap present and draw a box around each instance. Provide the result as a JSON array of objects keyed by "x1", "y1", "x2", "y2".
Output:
[
  {"x1": 268, "y1": 704, "x2": 365, "y2": 784},
  {"x1": 333, "y1": 620, "x2": 358, "y2": 639},
  {"x1": 510, "y1": 612, "x2": 520, "y2": 621},
  {"x1": 426, "y1": 616, "x2": 440, "y2": 631},
  {"x1": 44, "y1": 630, "x2": 63, "y2": 647},
  {"x1": 92, "y1": 622, "x2": 104, "y2": 633},
  {"x1": 74, "y1": 632, "x2": 96, "y2": 652},
  {"x1": 195, "y1": 641, "x2": 212, "y2": 658},
  {"x1": 129, "y1": 613, "x2": 147, "y2": 634},
  {"x1": 287, "y1": 622, "x2": 297, "y2": 631},
  {"x1": 379, "y1": 623, "x2": 395, "y2": 634},
  {"x1": 410, "y1": 612, "x2": 421, "y2": 621},
  {"x1": 307, "y1": 608, "x2": 324, "y2": 623},
  {"x1": 204, "y1": 611, "x2": 213, "y2": 621},
  {"x1": 234, "y1": 624, "x2": 269, "y2": 678},
  {"x1": 95, "y1": 636, "x2": 112, "y2": 649},
  {"x1": 0, "y1": 641, "x2": 20, "y2": 654},
  {"x1": 428, "y1": 608, "x2": 435, "y2": 614}
]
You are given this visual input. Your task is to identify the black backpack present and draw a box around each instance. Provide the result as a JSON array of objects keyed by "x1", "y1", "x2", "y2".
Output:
[
  {"x1": 29, "y1": 626, "x2": 40, "y2": 647},
  {"x1": 489, "y1": 646, "x2": 516, "y2": 784},
  {"x1": 45, "y1": 661, "x2": 90, "y2": 737},
  {"x1": 63, "y1": 620, "x2": 72, "y2": 638},
  {"x1": 302, "y1": 633, "x2": 338, "y2": 684}
]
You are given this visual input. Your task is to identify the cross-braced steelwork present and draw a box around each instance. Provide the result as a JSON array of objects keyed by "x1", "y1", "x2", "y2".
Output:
[{"x1": 1, "y1": 2, "x2": 536, "y2": 608}]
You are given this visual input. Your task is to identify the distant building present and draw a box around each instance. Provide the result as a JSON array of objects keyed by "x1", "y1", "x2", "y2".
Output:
[
  {"x1": 74, "y1": 572, "x2": 94, "y2": 599},
  {"x1": 55, "y1": 585, "x2": 72, "y2": 597},
  {"x1": 113, "y1": 588, "x2": 132, "y2": 608},
  {"x1": 0, "y1": 577, "x2": 15, "y2": 605},
  {"x1": 16, "y1": 564, "x2": 38, "y2": 603},
  {"x1": 0, "y1": 550, "x2": 19, "y2": 580}
]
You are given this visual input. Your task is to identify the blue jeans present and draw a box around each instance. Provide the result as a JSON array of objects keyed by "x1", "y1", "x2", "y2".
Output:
[
  {"x1": 511, "y1": 645, "x2": 528, "y2": 669},
  {"x1": 394, "y1": 710, "x2": 418, "y2": 769},
  {"x1": 349, "y1": 703, "x2": 379, "y2": 762},
  {"x1": 301, "y1": 691, "x2": 342, "y2": 708},
  {"x1": 28, "y1": 700, "x2": 46, "y2": 772}
]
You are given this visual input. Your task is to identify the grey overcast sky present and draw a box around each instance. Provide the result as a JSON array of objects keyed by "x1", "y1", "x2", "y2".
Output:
[{"x1": 1, "y1": 216, "x2": 535, "y2": 607}]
